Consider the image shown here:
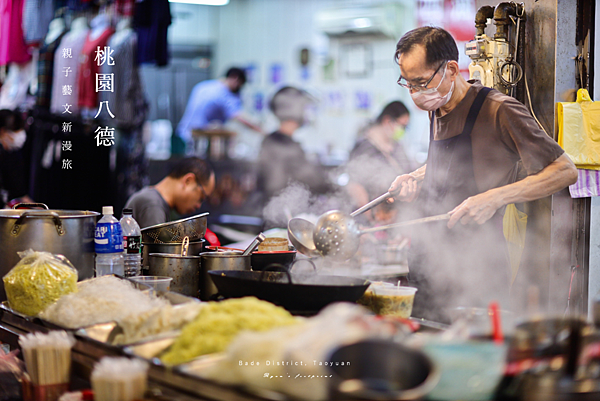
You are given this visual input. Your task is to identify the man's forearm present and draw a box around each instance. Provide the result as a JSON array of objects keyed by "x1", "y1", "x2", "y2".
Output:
[{"x1": 488, "y1": 153, "x2": 578, "y2": 206}]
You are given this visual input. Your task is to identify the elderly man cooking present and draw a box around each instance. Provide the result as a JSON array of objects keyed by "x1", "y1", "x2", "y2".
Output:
[{"x1": 388, "y1": 27, "x2": 577, "y2": 322}]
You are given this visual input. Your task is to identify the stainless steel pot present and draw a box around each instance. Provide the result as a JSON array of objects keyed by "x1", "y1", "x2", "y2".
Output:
[
  {"x1": 148, "y1": 253, "x2": 201, "y2": 297},
  {"x1": 142, "y1": 240, "x2": 205, "y2": 270},
  {"x1": 0, "y1": 204, "x2": 99, "y2": 301},
  {"x1": 199, "y1": 251, "x2": 250, "y2": 301}
]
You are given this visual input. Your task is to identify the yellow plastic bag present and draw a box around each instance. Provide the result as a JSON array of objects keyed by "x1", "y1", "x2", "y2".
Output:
[
  {"x1": 557, "y1": 89, "x2": 600, "y2": 169},
  {"x1": 503, "y1": 204, "x2": 527, "y2": 286}
]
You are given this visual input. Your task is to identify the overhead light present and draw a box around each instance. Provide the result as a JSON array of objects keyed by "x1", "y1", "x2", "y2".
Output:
[
  {"x1": 169, "y1": 0, "x2": 229, "y2": 5},
  {"x1": 352, "y1": 18, "x2": 372, "y2": 29}
]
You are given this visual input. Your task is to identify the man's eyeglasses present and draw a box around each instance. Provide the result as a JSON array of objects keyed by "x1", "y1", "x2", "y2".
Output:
[
  {"x1": 397, "y1": 61, "x2": 447, "y2": 92},
  {"x1": 198, "y1": 183, "x2": 208, "y2": 202}
]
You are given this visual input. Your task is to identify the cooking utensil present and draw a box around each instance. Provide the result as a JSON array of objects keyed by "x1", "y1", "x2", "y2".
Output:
[
  {"x1": 287, "y1": 218, "x2": 320, "y2": 257},
  {"x1": 314, "y1": 212, "x2": 451, "y2": 260},
  {"x1": 0, "y1": 203, "x2": 99, "y2": 301},
  {"x1": 142, "y1": 240, "x2": 205, "y2": 270},
  {"x1": 349, "y1": 191, "x2": 394, "y2": 217},
  {"x1": 141, "y1": 213, "x2": 208, "y2": 244},
  {"x1": 241, "y1": 233, "x2": 266, "y2": 256},
  {"x1": 327, "y1": 339, "x2": 439, "y2": 400},
  {"x1": 286, "y1": 192, "x2": 393, "y2": 258},
  {"x1": 207, "y1": 262, "x2": 370, "y2": 312},
  {"x1": 181, "y1": 236, "x2": 189, "y2": 256},
  {"x1": 148, "y1": 253, "x2": 200, "y2": 297},
  {"x1": 199, "y1": 251, "x2": 251, "y2": 301}
]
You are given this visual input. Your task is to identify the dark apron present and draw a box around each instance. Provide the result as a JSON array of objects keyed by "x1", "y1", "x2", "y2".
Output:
[{"x1": 408, "y1": 87, "x2": 509, "y2": 323}]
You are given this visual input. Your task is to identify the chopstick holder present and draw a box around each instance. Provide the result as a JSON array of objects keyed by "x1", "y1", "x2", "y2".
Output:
[
  {"x1": 91, "y1": 357, "x2": 149, "y2": 401},
  {"x1": 19, "y1": 331, "x2": 76, "y2": 401}
]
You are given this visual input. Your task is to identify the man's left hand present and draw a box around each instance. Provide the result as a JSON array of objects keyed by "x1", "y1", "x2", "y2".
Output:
[{"x1": 447, "y1": 190, "x2": 503, "y2": 228}]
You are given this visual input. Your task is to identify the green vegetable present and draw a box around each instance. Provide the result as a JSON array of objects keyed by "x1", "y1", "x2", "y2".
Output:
[
  {"x1": 161, "y1": 297, "x2": 297, "y2": 365},
  {"x1": 3, "y1": 249, "x2": 78, "y2": 316}
]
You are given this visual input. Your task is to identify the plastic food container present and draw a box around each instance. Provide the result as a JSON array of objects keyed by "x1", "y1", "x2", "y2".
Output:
[
  {"x1": 369, "y1": 286, "x2": 417, "y2": 318},
  {"x1": 129, "y1": 276, "x2": 173, "y2": 292}
]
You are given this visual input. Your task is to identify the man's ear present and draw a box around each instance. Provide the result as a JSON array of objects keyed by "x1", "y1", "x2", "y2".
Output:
[
  {"x1": 183, "y1": 172, "x2": 196, "y2": 186},
  {"x1": 448, "y1": 60, "x2": 460, "y2": 78}
]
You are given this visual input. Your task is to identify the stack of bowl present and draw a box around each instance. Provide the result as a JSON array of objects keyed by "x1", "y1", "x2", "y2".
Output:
[{"x1": 141, "y1": 214, "x2": 208, "y2": 297}]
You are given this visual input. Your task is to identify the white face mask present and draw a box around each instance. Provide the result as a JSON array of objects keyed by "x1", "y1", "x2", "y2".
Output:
[{"x1": 410, "y1": 65, "x2": 454, "y2": 111}]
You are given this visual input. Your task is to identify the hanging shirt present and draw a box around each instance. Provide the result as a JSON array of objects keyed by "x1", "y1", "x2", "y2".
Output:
[
  {"x1": 0, "y1": 0, "x2": 31, "y2": 66},
  {"x1": 22, "y1": 0, "x2": 54, "y2": 44},
  {"x1": 77, "y1": 28, "x2": 115, "y2": 109},
  {"x1": 36, "y1": 32, "x2": 67, "y2": 109},
  {"x1": 176, "y1": 80, "x2": 242, "y2": 142},
  {"x1": 50, "y1": 27, "x2": 90, "y2": 114},
  {"x1": 99, "y1": 29, "x2": 148, "y2": 129},
  {"x1": 133, "y1": 0, "x2": 172, "y2": 66}
]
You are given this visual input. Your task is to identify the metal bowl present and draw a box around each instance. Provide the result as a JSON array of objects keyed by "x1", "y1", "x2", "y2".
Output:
[
  {"x1": 327, "y1": 339, "x2": 439, "y2": 400},
  {"x1": 141, "y1": 213, "x2": 209, "y2": 244}
]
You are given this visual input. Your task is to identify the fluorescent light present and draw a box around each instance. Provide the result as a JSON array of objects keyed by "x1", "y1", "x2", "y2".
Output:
[
  {"x1": 352, "y1": 18, "x2": 372, "y2": 29},
  {"x1": 169, "y1": 0, "x2": 229, "y2": 5}
]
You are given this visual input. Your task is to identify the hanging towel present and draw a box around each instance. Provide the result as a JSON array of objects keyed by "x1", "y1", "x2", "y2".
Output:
[{"x1": 569, "y1": 169, "x2": 600, "y2": 198}]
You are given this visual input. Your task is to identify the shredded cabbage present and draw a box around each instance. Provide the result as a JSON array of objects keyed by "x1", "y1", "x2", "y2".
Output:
[{"x1": 3, "y1": 249, "x2": 78, "y2": 316}]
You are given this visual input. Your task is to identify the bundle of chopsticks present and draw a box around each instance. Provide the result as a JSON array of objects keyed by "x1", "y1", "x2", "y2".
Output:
[
  {"x1": 18, "y1": 331, "x2": 75, "y2": 386},
  {"x1": 91, "y1": 357, "x2": 149, "y2": 401}
]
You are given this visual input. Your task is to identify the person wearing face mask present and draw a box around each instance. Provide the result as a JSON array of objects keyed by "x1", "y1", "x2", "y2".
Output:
[
  {"x1": 0, "y1": 109, "x2": 33, "y2": 207},
  {"x1": 345, "y1": 101, "x2": 414, "y2": 222},
  {"x1": 176, "y1": 67, "x2": 263, "y2": 152},
  {"x1": 387, "y1": 27, "x2": 577, "y2": 322},
  {"x1": 257, "y1": 86, "x2": 331, "y2": 207}
]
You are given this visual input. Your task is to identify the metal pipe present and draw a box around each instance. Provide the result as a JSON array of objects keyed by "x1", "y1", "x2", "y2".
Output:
[
  {"x1": 493, "y1": 2, "x2": 517, "y2": 40},
  {"x1": 475, "y1": 5, "x2": 495, "y2": 36}
]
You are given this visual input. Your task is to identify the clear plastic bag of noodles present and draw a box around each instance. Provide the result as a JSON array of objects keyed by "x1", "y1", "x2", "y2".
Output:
[{"x1": 3, "y1": 249, "x2": 78, "y2": 316}]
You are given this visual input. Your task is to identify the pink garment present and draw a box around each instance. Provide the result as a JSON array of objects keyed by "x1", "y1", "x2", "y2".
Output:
[
  {"x1": 77, "y1": 28, "x2": 115, "y2": 109},
  {"x1": 0, "y1": 0, "x2": 32, "y2": 66}
]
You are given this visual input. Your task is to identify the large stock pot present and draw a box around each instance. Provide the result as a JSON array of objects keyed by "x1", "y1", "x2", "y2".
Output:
[{"x1": 0, "y1": 204, "x2": 99, "y2": 301}]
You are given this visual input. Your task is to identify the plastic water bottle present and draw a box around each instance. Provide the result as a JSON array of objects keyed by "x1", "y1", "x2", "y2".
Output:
[
  {"x1": 95, "y1": 206, "x2": 124, "y2": 277},
  {"x1": 120, "y1": 208, "x2": 142, "y2": 277}
]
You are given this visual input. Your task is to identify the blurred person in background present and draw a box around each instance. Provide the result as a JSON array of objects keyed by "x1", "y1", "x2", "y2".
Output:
[
  {"x1": 176, "y1": 67, "x2": 263, "y2": 152},
  {"x1": 345, "y1": 101, "x2": 414, "y2": 222},
  {"x1": 125, "y1": 157, "x2": 215, "y2": 232},
  {"x1": 389, "y1": 26, "x2": 577, "y2": 322},
  {"x1": 0, "y1": 109, "x2": 33, "y2": 208},
  {"x1": 257, "y1": 86, "x2": 331, "y2": 208}
]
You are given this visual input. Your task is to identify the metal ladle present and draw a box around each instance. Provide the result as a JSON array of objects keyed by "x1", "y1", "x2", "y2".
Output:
[
  {"x1": 288, "y1": 213, "x2": 451, "y2": 259},
  {"x1": 241, "y1": 232, "x2": 266, "y2": 256},
  {"x1": 314, "y1": 212, "x2": 451, "y2": 260},
  {"x1": 287, "y1": 192, "x2": 393, "y2": 257}
]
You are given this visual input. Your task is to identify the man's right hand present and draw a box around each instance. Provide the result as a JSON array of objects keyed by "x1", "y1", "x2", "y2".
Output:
[{"x1": 388, "y1": 174, "x2": 420, "y2": 202}]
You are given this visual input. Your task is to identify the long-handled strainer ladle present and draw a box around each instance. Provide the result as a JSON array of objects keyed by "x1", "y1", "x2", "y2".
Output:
[
  {"x1": 287, "y1": 192, "x2": 393, "y2": 257},
  {"x1": 314, "y1": 212, "x2": 451, "y2": 260}
]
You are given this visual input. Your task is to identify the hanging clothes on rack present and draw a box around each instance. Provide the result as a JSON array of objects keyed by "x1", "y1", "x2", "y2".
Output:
[
  {"x1": 0, "y1": 0, "x2": 32, "y2": 66},
  {"x1": 99, "y1": 17, "x2": 149, "y2": 214},
  {"x1": 77, "y1": 14, "x2": 114, "y2": 110},
  {"x1": 22, "y1": 0, "x2": 54, "y2": 45},
  {"x1": 50, "y1": 16, "x2": 89, "y2": 115},
  {"x1": 133, "y1": 0, "x2": 172, "y2": 67},
  {"x1": 36, "y1": 18, "x2": 67, "y2": 109}
]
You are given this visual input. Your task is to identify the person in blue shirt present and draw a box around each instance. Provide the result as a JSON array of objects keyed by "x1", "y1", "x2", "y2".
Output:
[{"x1": 177, "y1": 67, "x2": 262, "y2": 149}]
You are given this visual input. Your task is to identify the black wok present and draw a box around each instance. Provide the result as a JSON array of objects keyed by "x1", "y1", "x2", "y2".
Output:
[{"x1": 208, "y1": 265, "x2": 370, "y2": 313}]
